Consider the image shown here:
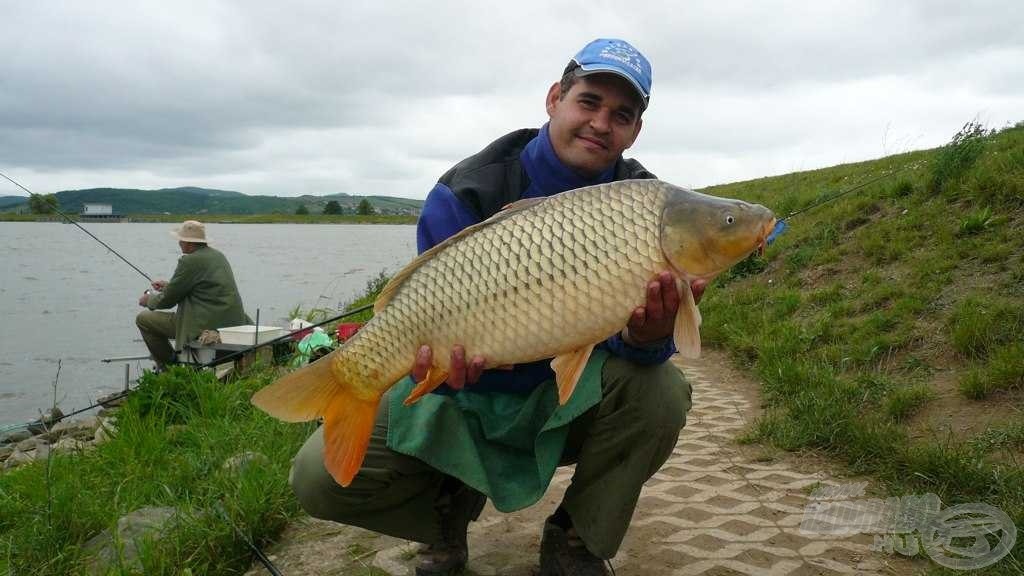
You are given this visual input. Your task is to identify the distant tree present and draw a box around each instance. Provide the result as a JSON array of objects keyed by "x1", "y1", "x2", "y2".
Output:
[
  {"x1": 323, "y1": 200, "x2": 342, "y2": 215},
  {"x1": 295, "y1": 204, "x2": 310, "y2": 215},
  {"x1": 28, "y1": 194, "x2": 58, "y2": 214},
  {"x1": 356, "y1": 198, "x2": 375, "y2": 216}
]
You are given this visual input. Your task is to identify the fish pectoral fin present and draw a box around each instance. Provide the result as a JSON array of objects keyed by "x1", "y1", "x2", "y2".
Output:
[
  {"x1": 403, "y1": 366, "x2": 450, "y2": 406},
  {"x1": 674, "y1": 280, "x2": 702, "y2": 359},
  {"x1": 321, "y1": 388, "x2": 382, "y2": 487},
  {"x1": 551, "y1": 344, "x2": 596, "y2": 405},
  {"x1": 251, "y1": 353, "x2": 339, "y2": 422}
]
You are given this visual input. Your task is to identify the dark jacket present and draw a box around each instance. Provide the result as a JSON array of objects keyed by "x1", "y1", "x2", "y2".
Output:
[
  {"x1": 147, "y1": 245, "x2": 251, "y2": 349},
  {"x1": 415, "y1": 124, "x2": 672, "y2": 394}
]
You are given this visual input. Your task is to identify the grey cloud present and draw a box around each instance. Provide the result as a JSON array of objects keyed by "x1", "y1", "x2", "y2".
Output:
[{"x1": 1, "y1": 1, "x2": 1022, "y2": 198}]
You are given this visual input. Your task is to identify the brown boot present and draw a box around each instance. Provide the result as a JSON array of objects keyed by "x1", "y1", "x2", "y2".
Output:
[
  {"x1": 415, "y1": 479, "x2": 485, "y2": 576},
  {"x1": 416, "y1": 541, "x2": 467, "y2": 576},
  {"x1": 538, "y1": 517, "x2": 611, "y2": 576}
]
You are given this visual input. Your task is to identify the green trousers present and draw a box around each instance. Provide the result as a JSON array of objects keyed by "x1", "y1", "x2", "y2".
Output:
[
  {"x1": 136, "y1": 310, "x2": 177, "y2": 366},
  {"x1": 289, "y1": 355, "x2": 691, "y2": 559}
]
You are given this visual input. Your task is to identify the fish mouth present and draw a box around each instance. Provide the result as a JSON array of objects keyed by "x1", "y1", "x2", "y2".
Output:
[{"x1": 756, "y1": 217, "x2": 777, "y2": 257}]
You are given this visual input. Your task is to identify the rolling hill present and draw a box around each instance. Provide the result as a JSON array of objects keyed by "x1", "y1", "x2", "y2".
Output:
[{"x1": 0, "y1": 187, "x2": 424, "y2": 216}]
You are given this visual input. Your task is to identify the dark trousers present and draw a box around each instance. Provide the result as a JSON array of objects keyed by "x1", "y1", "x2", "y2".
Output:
[
  {"x1": 136, "y1": 310, "x2": 176, "y2": 367},
  {"x1": 289, "y1": 355, "x2": 691, "y2": 559}
]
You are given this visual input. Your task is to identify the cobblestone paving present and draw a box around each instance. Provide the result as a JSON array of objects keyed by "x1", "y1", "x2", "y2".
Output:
[{"x1": 246, "y1": 354, "x2": 920, "y2": 575}]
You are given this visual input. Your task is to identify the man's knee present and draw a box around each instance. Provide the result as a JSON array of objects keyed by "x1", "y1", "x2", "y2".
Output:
[
  {"x1": 290, "y1": 429, "x2": 351, "y2": 519},
  {"x1": 603, "y1": 356, "x2": 691, "y2": 435},
  {"x1": 136, "y1": 309, "x2": 168, "y2": 332}
]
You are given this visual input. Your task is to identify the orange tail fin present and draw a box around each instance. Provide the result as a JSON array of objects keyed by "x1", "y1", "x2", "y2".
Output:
[
  {"x1": 321, "y1": 387, "x2": 381, "y2": 487},
  {"x1": 250, "y1": 352, "x2": 381, "y2": 487}
]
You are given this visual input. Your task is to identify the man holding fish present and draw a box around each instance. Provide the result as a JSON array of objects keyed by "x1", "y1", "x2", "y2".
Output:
[{"x1": 263, "y1": 38, "x2": 774, "y2": 576}]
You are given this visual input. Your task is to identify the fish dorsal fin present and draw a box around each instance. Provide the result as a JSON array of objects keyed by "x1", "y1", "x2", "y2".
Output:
[
  {"x1": 373, "y1": 196, "x2": 549, "y2": 313},
  {"x1": 674, "y1": 280, "x2": 703, "y2": 359}
]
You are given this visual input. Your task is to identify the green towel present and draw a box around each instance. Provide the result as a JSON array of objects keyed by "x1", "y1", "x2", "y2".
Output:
[{"x1": 387, "y1": 350, "x2": 608, "y2": 512}]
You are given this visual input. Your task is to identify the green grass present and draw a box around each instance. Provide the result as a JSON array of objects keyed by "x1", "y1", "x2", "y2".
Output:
[
  {"x1": 958, "y1": 207, "x2": 995, "y2": 236},
  {"x1": 948, "y1": 297, "x2": 1024, "y2": 359},
  {"x1": 0, "y1": 367, "x2": 314, "y2": 574},
  {"x1": 960, "y1": 343, "x2": 1024, "y2": 399},
  {"x1": 971, "y1": 422, "x2": 1024, "y2": 454},
  {"x1": 884, "y1": 383, "x2": 935, "y2": 422},
  {"x1": 702, "y1": 120, "x2": 1024, "y2": 573}
]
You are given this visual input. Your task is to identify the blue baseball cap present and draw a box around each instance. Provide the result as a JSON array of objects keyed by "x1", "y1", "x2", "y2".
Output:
[{"x1": 571, "y1": 38, "x2": 652, "y2": 108}]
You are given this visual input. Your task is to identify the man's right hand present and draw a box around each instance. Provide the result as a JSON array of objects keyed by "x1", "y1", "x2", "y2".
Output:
[
  {"x1": 412, "y1": 344, "x2": 486, "y2": 390},
  {"x1": 151, "y1": 280, "x2": 168, "y2": 291}
]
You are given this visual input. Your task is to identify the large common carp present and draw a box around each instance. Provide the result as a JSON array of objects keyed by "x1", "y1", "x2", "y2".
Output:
[{"x1": 252, "y1": 179, "x2": 775, "y2": 486}]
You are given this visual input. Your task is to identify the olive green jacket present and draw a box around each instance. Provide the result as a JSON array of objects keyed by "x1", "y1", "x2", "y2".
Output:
[{"x1": 146, "y1": 245, "x2": 251, "y2": 349}]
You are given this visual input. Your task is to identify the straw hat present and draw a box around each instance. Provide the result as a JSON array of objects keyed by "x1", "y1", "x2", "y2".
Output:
[{"x1": 171, "y1": 220, "x2": 207, "y2": 243}]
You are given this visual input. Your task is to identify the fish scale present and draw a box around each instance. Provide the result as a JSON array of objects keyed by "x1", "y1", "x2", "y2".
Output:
[
  {"x1": 251, "y1": 178, "x2": 775, "y2": 486},
  {"x1": 332, "y1": 180, "x2": 668, "y2": 391}
]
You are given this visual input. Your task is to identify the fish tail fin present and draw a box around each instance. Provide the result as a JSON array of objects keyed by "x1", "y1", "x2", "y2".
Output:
[
  {"x1": 321, "y1": 387, "x2": 381, "y2": 487},
  {"x1": 250, "y1": 353, "x2": 340, "y2": 422},
  {"x1": 250, "y1": 352, "x2": 381, "y2": 486}
]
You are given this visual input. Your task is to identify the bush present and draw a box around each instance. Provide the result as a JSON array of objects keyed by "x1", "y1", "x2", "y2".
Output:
[
  {"x1": 929, "y1": 120, "x2": 990, "y2": 195},
  {"x1": 356, "y1": 198, "x2": 376, "y2": 215},
  {"x1": 323, "y1": 200, "x2": 342, "y2": 215},
  {"x1": 889, "y1": 180, "x2": 914, "y2": 198}
]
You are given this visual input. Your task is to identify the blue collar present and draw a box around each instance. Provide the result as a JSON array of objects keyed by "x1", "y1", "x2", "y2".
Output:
[{"x1": 520, "y1": 124, "x2": 617, "y2": 196}]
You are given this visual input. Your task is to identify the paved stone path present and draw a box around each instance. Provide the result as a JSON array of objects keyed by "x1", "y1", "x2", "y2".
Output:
[{"x1": 246, "y1": 353, "x2": 922, "y2": 575}]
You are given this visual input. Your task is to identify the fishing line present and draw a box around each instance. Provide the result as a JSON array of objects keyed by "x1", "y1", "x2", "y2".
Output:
[
  {"x1": 764, "y1": 160, "x2": 925, "y2": 246},
  {"x1": 2, "y1": 301, "x2": 376, "y2": 435},
  {"x1": 0, "y1": 171, "x2": 154, "y2": 282}
]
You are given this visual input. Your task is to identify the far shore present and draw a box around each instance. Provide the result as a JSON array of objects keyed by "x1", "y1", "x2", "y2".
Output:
[{"x1": 0, "y1": 213, "x2": 417, "y2": 224}]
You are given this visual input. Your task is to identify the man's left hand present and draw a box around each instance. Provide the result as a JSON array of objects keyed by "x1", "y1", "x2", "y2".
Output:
[
  {"x1": 624, "y1": 272, "x2": 707, "y2": 345},
  {"x1": 138, "y1": 291, "x2": 150, "y2": 307}
]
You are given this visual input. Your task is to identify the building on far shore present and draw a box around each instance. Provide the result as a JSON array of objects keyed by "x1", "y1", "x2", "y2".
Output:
[{"x1": 79, "y1": 203, "x2": 125, "y2": 222}]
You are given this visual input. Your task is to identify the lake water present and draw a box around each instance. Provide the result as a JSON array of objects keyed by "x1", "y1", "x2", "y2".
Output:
[{"x1": 0, "y1": 222, "x2": 417, "y2": 427}]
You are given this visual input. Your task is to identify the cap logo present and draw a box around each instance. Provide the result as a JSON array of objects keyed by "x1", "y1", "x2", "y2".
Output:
[{"x1": 597, "y1": 41, "x2": 644, "y2": 75}]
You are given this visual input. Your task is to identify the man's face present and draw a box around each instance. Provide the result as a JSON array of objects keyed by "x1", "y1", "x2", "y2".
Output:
[{"x1": 545, "y1": 73, "x2": 644, "y2": 178}]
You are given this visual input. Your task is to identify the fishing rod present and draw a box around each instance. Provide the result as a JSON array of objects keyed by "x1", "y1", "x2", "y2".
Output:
[
  {"x1": 0, "y1": 171, "x2": 154, "y2": 282},
  {"x1": 1, "y1": 303, "x2": 378, "y2": 433},
  {"x1": 215, "y1": 502, "x2": 285, "y2": 576},
  {"x1": 764, "y1": 159, "x2": 926, "y2": 246}
]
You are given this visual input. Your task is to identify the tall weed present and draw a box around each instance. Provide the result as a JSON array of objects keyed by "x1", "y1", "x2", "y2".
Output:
[{"x1": 929, "y1": 120, "x2": 991, "y2": 195}]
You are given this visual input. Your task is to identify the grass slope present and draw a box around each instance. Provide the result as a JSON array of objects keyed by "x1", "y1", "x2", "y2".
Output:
[
  {"x1": 699, "y1": 121, "x2": 1024, "y2": 574},
  {"x1": 0, "y1": 368, "x2": 314, "y2": 575}
]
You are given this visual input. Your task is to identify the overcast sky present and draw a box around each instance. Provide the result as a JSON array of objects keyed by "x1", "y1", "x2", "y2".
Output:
[{"x1": 2, "y1": 1, "x2": 1021, "y2": 200}]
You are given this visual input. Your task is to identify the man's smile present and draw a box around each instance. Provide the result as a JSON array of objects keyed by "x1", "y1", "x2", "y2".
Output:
[{"x1": 575, "y1": 134, "x2": 609, "y2": 150}]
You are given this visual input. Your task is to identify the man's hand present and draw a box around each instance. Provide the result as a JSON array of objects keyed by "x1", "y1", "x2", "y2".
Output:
[
  {"x1": 624, "y1": 272, "x2": 707, "y2": 345},
  {"x1": 151, "y1": 280, "x2": 168, "y2": 291},
  {"x1": 411, "y1": 344, "x2": 486, "y2": 390},
  {"x1": 138, "y1": 291, "x2": 151, "y2": 307}
]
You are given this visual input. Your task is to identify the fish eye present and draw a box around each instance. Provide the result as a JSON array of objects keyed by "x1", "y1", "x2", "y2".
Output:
[{"x1": 725, "y1": 215, "x2": 735, "y2": 225}]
